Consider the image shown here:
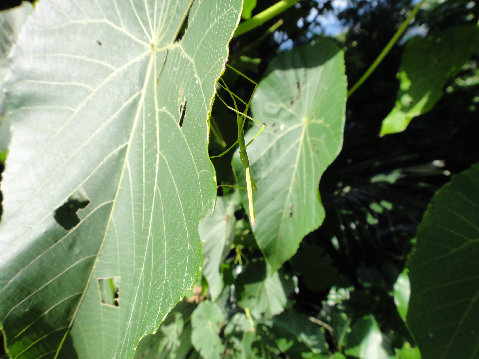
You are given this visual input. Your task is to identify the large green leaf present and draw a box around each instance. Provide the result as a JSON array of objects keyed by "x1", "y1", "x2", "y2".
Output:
[
  {"x1": 0, "y1": 1, "x2": 241, "y2": 358},
  {"x1": 380, "y1": 25, "x2": 479, "y2": 136},
  {"x1": 407, "y1": 162, "x2": 479, "y2": 359},
  {"x1": 0, "y1": 1, "x2": 32, "y2": 151},
  {"x1": 233, "y1": 39, "x2": 347, "y2": 271}
]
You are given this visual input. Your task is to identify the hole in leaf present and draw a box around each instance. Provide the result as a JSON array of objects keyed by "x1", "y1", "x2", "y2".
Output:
[
  {"x1": 290, "y1": 82, "x2": 301, "y2": 105},
  {"x1": 54, "y1": 192, "x2": 89, "y2": 230},
  {"x1": 288, "y1": 204, "x2": 294, "y2": 217},
  {"x1": 178, "y1": 98, "x2": 187, "y2": 128},
  {"x1": 97, "y1": 277, "x2": 120, "y2": 307}
]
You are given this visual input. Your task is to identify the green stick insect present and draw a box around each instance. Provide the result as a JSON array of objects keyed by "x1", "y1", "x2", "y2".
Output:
[{"x1": 210, "y1": 65, "x2": 266, "y2": 225}]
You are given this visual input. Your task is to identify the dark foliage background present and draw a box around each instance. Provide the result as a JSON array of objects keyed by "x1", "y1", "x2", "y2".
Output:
[
  {"x1": 216, "y1": 0, "x2": 479, "y2": 353},
  {"x1": 0, "y1": 0, "x2": 32, "y2": 11}
]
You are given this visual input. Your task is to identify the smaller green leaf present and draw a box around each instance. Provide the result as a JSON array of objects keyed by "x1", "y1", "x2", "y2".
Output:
[
  {"x1": 331, "y1": 310, "x2": 351, "y2": 350},
  {"x1": 343, "y1": 316, "x2": 388, "y2": 359},
  {"x1": 380, "y1": 25, "x2": 479, "y2": 136},
  {"x1": 393, "y1": 269, "x2": 410, "y2": 323},
  {"x1": 272, "y1": 310, "x2": 329, "y2": 358},
  {"x1": 393, "y1": 342, "x2": 421, "y2": 359},
  {"x1": 191, "y1": 301, "x2": 225, "y2": 359},
  {"x1": 236, "y1": 259, "x2": 294, "y2": 318},
  {"x1": 241, "y1": 0, "x2": 257, "y2": 19},
  {"x1": 200, "y1": 194, "x2": 237, "y2": 300},
  {"x1": 224, "y1": 313, "x2": 257, "y2": 359}
]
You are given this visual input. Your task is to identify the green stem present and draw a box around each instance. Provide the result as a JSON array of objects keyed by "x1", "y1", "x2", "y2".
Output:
[
  {"x1": 234, "y1": 0, "x2": 300, "y2": 37},
  {"x1": 232, "y1": 19, "x2": 283, "y2": 59},
  {"x1": 347, "y1": 0, "x2": 426, "y2": 98}
]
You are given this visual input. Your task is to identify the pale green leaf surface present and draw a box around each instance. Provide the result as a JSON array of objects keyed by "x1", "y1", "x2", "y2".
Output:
[
  {"x1": 407, "y1": 162, "x2": 479, "y2": 359},
  {"x1": 343, "y1": 316, "x2": 388, "y2": 359},
  {"x1": 393, "y1": 269, "x2": 410, "y2": 323},
  {"x1": 0, "y1": 1, "x2": 241, "y2": 358},
  {"x1": 0, "y1": 1, "x2": 32, "y2": 151},
  {"x1": 380, "y1": 25, "x2": 479, "y2": 136},
  {"x1": 191, "y1": 301, "x2": 224, "y2": 359},
  {"x1": 199, "y1": 194, "x2": 237, "y2": 300},
  {"x1": 233, "y1": 39, "x2": 347, "y2": 272}
]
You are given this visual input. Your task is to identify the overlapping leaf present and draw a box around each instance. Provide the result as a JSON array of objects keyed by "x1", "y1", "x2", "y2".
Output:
[
  {"x1": 233, "y1": 39, "x2": 347, "y2": 271},
  {"x1": 191, "y1": 301, "x2": 224, "y2": 359},
  {"x1": 407, "y1": 162, "x2": 479, "y2": 359},
  {"x1": 199, "y1": 194, "x2": 237, "y2": 300},
  {"x1": 0, "y1": 0, "x2": 241, "y2": 358}
]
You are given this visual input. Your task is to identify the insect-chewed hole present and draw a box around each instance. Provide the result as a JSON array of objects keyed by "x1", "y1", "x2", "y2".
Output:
[
  {"x1": 288, "y1": 203, "x2": 294, "y2": 217},
  {"x1": 97, "y1": 277, "x2": 120, "y2": 307},
  {"x1": 54, "y1": 195, "x2": 90, "y2": 230},
  {"x1": 178, "y1": 97, "x2": 187, "y2": 128}
]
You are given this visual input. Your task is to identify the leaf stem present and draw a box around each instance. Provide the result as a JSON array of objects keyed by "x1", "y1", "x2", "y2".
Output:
[
  {"x1": 231, "y1": 19, "x2": 283, "y2": 59},
  {"x1": 234, "y1": 0, "x2": 300, "y2": 37},
  {"x1": 347, "y1": 0, "x2": 426, "y2": 98}
]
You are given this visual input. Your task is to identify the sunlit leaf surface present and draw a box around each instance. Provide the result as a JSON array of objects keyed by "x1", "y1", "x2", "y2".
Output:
[
  {"x1": 0, "y1": 1, "x2": 241, "y2": 357},
  {"x1": 233, "y1": 39, "x2": 347, "y2": 271}
]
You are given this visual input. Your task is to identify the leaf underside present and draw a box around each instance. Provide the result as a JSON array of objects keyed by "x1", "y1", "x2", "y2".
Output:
[{"x1": 0, "y1": 1, "x2": 241, "y2": 358}]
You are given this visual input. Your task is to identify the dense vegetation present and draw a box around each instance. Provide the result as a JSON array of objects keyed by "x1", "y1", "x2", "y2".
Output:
[{"x1": 0, "y1": 0, "x2": 478, "y2": 358}]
